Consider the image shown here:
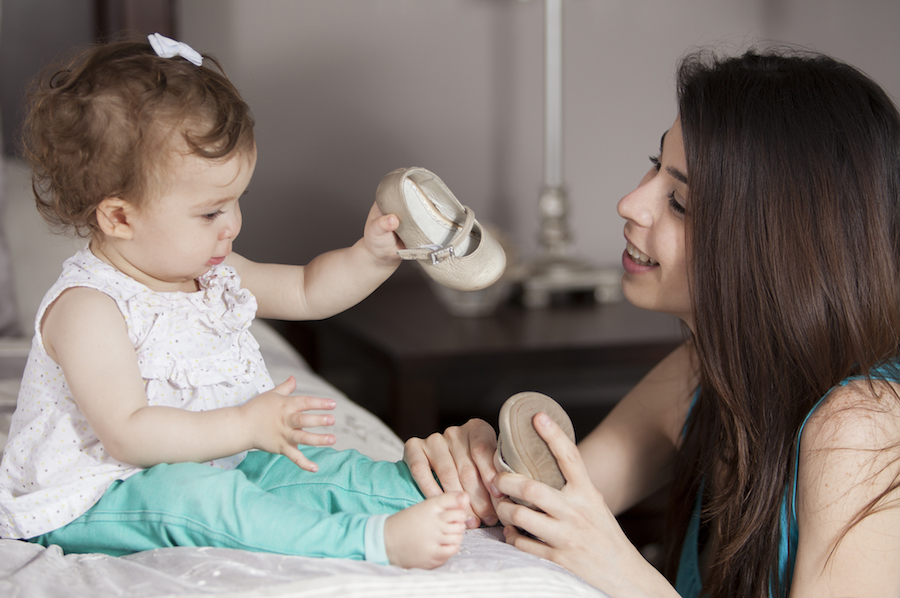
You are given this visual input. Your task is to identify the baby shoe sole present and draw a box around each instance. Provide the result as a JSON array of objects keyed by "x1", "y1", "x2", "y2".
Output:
[
  {"x1": 497, "y1": 392, "x2": 575, "y2": 507},
  {"x1": 375, "y1": 167, "x2": 506, "y2": 291}
]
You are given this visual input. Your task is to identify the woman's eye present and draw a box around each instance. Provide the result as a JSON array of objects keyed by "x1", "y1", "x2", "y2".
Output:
[
  {"x1": 668, "y1": 192, "x2": 686, "y2": 215},
  {"x1": 649, "y1": 154, "x2": 686, "y2": 214}
]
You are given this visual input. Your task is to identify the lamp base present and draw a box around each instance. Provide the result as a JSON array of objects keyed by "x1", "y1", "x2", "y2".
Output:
[{"x1": 519, "y1": 254, "x2": 622, "y2": 308}]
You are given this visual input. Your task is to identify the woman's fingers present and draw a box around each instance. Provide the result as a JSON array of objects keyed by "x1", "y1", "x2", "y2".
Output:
[
  {"x1": 404, "y1": 433, "x2": 488, "y2": 527},
  {"x1": 403, "y1": 435, "x2": 451, "y2": 498},
  {"x1": 491, "y1": 412, "x2": 596, "y2": 536},
  {"x1": 448, "y1": 451, "x2": 497, "y2": 527},
  {"x1": 446, "y1": 421, "x2": 500, "y2": 525},
  {"x1": 503, "y1": 524, "x2": 553, "y2": 560},
  {"x1": 493, "y1": 471, "x2": 561, "y2": 527},
  {"x1": 403, "y1": 420, "x2": 502, "y2": 528},
  {"x1": 533, "y1": 412, "x2": 592, "y2": 488},
  {"x1": 494, "y1": 490, "x2": 559, "y2": 546},
  {"x1": 456, "y1": 419, "x2": 500, "y2": 486}
]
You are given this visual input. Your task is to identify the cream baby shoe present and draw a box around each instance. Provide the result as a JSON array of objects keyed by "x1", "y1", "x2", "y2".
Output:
[
  {"x1": 495, "y1": 391, "x2": 576, "y2": 509},
  {"x1": 376, "y1": 167, "x2": 506, "y2": 291}
]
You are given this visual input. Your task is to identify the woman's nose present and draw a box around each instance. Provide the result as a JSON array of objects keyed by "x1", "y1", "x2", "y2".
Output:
[{"x1": 617, "y1": 169, "x2": 655, "y2": 228}]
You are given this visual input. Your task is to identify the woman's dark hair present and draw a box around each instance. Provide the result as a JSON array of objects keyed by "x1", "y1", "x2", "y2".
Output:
[
  {"x1": 667, "y1": 48, "x2": 900, "y2": 597},
  {"x1": 22, "y1": 38, "x2": 255, "y2": 236}
]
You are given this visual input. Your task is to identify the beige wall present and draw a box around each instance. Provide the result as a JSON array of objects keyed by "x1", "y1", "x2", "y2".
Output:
[
  {"x1": 179, "y1": 0, "x2": 763, "y2": 270},
  {"x1": 178, "y1": 0, "x2": 900, "y2": 272}
]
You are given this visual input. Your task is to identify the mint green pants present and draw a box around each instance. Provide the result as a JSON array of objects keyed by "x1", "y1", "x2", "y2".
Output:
[{"x1": 31, "y1": 448, "x2": 424, "y2": 564}]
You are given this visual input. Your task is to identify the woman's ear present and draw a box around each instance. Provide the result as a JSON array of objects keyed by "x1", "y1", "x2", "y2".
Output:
[{"x1": 95, "y1": 198, "x2": 136, "y2": 239}]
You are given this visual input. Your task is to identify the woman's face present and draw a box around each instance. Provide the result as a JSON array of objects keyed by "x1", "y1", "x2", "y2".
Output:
[{"x1": 616, "y1": 117, "x2": 692, "y2": 329}]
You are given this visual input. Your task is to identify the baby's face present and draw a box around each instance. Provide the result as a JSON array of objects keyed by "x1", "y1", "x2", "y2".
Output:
[{"x1": 106, "y1": 146, "x2": 256, "y2": 292}]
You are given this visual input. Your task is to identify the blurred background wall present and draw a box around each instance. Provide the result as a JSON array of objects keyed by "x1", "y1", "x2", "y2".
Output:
[{"x1": 3, "y1": 0, "x2": 900, "y2": 274}]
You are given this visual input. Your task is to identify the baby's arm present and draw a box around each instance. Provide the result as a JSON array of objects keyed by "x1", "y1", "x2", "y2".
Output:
[
  {"x1": 230, "y1": 202, "x2": 402, "y2": 320},
  {"x1": 43, "y1": 287, "x2": 335, "y2": 470}
]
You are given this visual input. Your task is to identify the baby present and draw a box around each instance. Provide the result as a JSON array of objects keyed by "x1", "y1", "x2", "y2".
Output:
[{"x1": 0, "y1": 34, "x2": 467, "y2": 569}]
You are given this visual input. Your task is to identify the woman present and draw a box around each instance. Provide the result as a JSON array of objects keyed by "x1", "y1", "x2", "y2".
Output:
[{"x1": 403, "y1": 48, "x2": 900, "y2": 598}]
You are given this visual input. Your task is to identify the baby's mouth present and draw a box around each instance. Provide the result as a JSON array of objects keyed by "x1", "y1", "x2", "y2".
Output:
[{"x1": 626, "y1": 241, "x2": 657, "y2": 266}]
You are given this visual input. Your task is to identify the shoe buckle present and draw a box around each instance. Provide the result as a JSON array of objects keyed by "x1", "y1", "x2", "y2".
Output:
[{"x1": 429, "y1": 245, "x2": 455, "y2": 264}]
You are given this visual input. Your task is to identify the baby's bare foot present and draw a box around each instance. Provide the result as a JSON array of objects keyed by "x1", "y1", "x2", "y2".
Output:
[{"x1": 384, "y1": 491, "x2": 469, "y2": 569}]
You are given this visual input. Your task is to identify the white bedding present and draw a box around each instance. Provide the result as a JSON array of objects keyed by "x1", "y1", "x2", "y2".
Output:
[
  {"x1": 1, "y1": 530, "x2": 603, "y2": 598},
  {"x1": 0, "y1": 158, "x2": 607, "y2": 597},
  {"x1": 0, "y1": 321, "x2": 605, "y2": 598}
]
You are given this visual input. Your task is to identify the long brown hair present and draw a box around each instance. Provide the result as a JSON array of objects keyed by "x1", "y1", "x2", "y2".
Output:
[{"x1": 666, "y1": 49, "x2": 900, "y2": 597}]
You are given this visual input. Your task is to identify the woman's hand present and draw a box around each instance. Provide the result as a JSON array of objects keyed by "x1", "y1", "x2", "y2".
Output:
[
  {"x1": 240, "y1": 376, "x2": 337, "y2": 472},
  {"x1": 403, "y1": 418, "x2": 502, "y2": 528},
  {"x1": 495, "y1": 412, "x2": 679, "y2": 598}
]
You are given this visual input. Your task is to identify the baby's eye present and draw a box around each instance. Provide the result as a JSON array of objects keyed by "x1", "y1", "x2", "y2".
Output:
[{"x1": 203, "y1": 210, "x2": 224, "y2": 221}]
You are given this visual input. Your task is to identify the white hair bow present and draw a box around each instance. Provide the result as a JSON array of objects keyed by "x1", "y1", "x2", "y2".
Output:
[{"x1": 148, "y1": 33, "x2": 203, "y2": 66}]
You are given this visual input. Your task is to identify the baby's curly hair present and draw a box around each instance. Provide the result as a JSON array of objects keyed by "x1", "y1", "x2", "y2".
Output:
[{"x1": 22, "y1": 38, "x2": 255, "y2": 237}]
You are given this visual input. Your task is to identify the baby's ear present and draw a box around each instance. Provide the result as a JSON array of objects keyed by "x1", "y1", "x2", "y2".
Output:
[{"x1": 95, "y1": 197, "x2": 135, "y2": 240}]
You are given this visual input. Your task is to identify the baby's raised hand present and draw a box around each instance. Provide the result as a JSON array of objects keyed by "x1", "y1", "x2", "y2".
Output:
[
  {"x1": 240, "y1": 376, "x2": 337, "y2": 472},
  {"x1": 363, "y1": 201, "x2": 403, "y2": 263}
]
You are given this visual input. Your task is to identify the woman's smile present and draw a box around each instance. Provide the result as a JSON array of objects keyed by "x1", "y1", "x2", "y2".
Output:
[{"x1": 624, "y1": 241, "x2": 658, "y2": 267}]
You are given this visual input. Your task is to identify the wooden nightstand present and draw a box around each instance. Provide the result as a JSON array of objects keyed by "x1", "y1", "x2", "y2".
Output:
[{"x1": 282, "y1": 275, "x2": 685, "y2": 440}]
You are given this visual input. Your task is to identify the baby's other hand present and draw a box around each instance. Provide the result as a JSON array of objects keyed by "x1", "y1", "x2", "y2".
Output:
[
  {"x1": 363, "y1": 202, "x2": 404, "y2": 264},
  {"x1": 240, "y1": 376, "x2": 337, "y2": 472}
]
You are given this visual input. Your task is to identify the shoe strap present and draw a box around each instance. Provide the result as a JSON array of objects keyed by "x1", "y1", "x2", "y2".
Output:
[{"x1": 396, "y1": 206, "x2": 476, "y2": 265}]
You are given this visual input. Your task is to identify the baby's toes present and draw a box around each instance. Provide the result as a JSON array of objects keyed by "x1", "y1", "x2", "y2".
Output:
[{"x1": 440, "y1": 506, "x2": 468, "y2": 525}]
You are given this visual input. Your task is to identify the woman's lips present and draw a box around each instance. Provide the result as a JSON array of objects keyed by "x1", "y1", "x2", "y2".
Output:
[
  {"x1": 625, "y1": 241, "x2": 657, "y2": 266},
  {"x1": 622, "y1": 241, "x2": 658, "y2": 274}
]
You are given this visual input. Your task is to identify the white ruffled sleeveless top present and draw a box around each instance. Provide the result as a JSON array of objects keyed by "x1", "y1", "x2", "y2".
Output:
[{"x1": 0, "y1": 247, "x2": 274, "y2": 539}]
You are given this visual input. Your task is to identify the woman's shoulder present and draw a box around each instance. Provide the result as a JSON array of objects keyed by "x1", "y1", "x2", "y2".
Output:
[
  {"x1": 791, "y1": 374, "x2": 900, "y2": 596},
  {"x1": 802, "y1": 376, "x2": 900, "y2": 454}
]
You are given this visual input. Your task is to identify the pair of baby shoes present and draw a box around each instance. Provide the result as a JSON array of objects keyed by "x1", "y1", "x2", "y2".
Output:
[
  {"x1": 495, "y1": 391, "x2": 576, "y2": 509},
  {"x1": 376, "y1": 167, "x2": 506, "y2": 291}
]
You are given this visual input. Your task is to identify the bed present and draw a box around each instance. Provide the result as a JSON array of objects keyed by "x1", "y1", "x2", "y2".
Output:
[{"x1": 0, "y1": 157, "x2": 608, "y2": 597}]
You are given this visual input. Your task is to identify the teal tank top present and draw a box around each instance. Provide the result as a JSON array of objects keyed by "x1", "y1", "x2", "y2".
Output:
[{"x1": 674, "y1": 363, "x2": 900, "y2": 598}]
